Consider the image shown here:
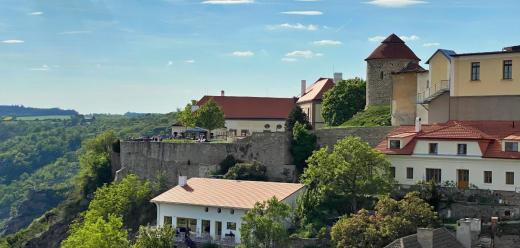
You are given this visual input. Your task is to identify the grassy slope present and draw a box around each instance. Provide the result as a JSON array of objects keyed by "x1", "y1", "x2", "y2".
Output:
[{"x1": 341, "y1": 105, "x2": 391, "y2": 127}]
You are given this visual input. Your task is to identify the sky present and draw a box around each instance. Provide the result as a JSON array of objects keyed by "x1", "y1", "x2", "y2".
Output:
[{"x1": 1, "y1": 0, "x2": 519, "y2": 114}]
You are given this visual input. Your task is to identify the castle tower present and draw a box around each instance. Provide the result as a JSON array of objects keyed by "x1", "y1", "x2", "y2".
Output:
[{"x1": 365, "y1": 34, "x2": 420, "y2": 107}]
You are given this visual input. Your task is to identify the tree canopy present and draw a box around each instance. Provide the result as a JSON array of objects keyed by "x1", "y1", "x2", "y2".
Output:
[
  {"x1": 290, "y1": 122, "x2": 317, "y2": 173},
  {"x1": 224, "y1": 162, "x2": 267, "y2": 181},
  {"x1": 298, "y1": 136, "x2": 394, "y2": 229},
  {"x1": 321, "y1": 78, "x2": 366, "y2": 126},
  {"x1": 177, "y1": 100, "x2": 197, "y2": 128},
  {"x1": 61, "y1": 214, "x2": 129, "y2": 248},
  {"x1": 285, "y1": 105, "x2": 311, "y2": 132},
  {"x1": 331, "y1": 192, "x2": 439, "y2": 248},
  {"x1": 240, "y1": 197, "x2": 291, "y2": 248},
  {"x1": 195, "y1": 99, "x2": 225, "y2": 137},
  {"x1": 132, "y1": 225, "x2": 175, "y2": 248}
]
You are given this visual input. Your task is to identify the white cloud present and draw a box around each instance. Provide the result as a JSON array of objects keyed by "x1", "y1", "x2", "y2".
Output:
[
  {"x1": 285, "y1": 50, "x2": 323, "y2": 59},
  {"x1": 58, "y1": 30, "x2": 92, "y2": 35},
  {"x1": 313, "y1": 40, "x2": 342, "y2": 46},
  {"x1": 423, "y1": 42, "x2": 440, "y2": 47},
  {"x1": 202, "y1": 0, "x2": 253, "y2": 4},
  {"x1": 28, "y1": 11, "x2": 43, "y2": 15},
  {"x1": 29, "y1": 64, "x2": 50, "y2": 71},
  {"x1": 281, "y1": 11, "x2": 323, "y2": 16},
  {"x1": 231, "y1": 51, "x2": 255, "y2": 57},
  {"x1": 267, "y1": 23, "x2": 318, "y2": 31},
  {"x1": 2, "y1": 40, "x2": 24, "y2": 44},
  {"x1": 368, "y1": 36, "x2": 386, "y2": 42},
  {"x1": 400, "y1": 35, "x2": 420, "y2": 41},
  {"x1": 185, "y1": 59, "x2": 196, "y2": 64},
  {"x1": 365, "y1": 0, "x2": 427, "y2": 8},
  {"x1": 167, "y1": 61, "x2": 173, "y2": 66}
]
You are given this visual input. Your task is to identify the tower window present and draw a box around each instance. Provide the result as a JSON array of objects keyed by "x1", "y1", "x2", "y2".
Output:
[{"x1": 380, "y1": 71, "x2": 384, "y2": 79}]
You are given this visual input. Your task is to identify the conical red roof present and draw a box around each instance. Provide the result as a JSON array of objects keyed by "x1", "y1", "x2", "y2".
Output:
[{"x1": 366, "y1": 34, "x2": 420, "y2": 61}]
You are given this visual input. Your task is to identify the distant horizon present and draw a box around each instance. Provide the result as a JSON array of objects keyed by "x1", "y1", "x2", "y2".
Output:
[{"x1": 2, "y1": 0, "x2": 519, "y2": 113}]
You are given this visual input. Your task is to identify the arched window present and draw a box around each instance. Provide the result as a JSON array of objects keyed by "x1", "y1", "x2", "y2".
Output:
[{"x1": 264, "y1": 124, "x2": 271, "y2": 129}]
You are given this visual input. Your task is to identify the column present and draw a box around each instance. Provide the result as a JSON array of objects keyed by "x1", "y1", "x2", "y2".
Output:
[
  {"x1": 196, "y1": 219, "x2": 202, "y2": 237},
  {"x1": 209, "y1": 220, "x2": 216, "y2": 240}
]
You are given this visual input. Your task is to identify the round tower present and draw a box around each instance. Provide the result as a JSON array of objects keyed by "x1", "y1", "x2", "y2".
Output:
[{"x1": 365, "y1": 34, "x2": 420, "y2": 107}]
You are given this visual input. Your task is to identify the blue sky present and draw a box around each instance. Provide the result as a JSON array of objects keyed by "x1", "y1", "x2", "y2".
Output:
[{"x1": 1, "y1": 0, "x2": 519, "y2": 114}]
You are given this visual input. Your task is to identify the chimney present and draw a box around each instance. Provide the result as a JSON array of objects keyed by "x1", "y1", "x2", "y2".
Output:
[
  {"x1": 221, "y1": 90, "x2": 225, "y2": 96},
  {"x1": 416, "y1": 228, "x2": 434, "y2": 248},
  {"x1": 415, "y1": 117, "x2": 422, "y2": 132},
  {"x1": 178, "y1": 176, "x2": 187, "y2": 187},
  {"x1": 457, "y1": 218, "x2": 481, "y2": 248},
  {"x1": 301, "y1": 80, "x2": 307, "y2": 96},
  {"x1": 333, "y1": 72, "x2": 343, "y2": 84}
]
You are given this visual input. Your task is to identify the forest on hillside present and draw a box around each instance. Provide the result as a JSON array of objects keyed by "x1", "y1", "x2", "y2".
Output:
[
  {"x1": 0, "y1": 105, "x2": 79, "y2": 117},
  {"x1": 0, "y1": 113, "x2": 176, "y2": 237}
]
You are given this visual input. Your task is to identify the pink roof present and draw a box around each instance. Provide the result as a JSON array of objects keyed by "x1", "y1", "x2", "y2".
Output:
[
  {"x1": 151, "y1": 178, "x2": 305, "y2": 210},
  {"x1": 197, "y1": 96, "x2": 296, "y2": 120},
  {"x1": 388, "y1": 132, "x2": 417, "y2": 138},
  {"x1": 504, "y1": 134, "x2": 520, "y2": 140},
  {"x1": 376, "y1": 121, "x2": 520, "y2": 159},
  {"x1": 297, "y1": 78, "x2": 335, "y2": 104}
]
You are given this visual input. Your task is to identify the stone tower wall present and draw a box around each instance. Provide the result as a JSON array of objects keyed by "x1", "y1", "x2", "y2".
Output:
[{"x1": 366, "y1": 59, "x2": 418, "y2": 107}]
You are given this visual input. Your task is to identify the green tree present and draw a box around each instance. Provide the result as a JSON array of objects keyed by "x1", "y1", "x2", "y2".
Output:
[
  {"x1": 285, "y1": 105, "x2": 311, "y2": 132},
  {"x1": 224, "y1": 162, "x2": 267, "y2": 181},
  {"x1": 298, "y1": 136, "x2": 394, "y2": 229},
  {"x1": 240, "y1": 197, "x2": 290, "y2": 248},
  {"x1": 61, "y1": 214, "x2": 129, "y2": 248},
  {"x1": 178, "y1": 100, "x2": 197, "y2": 128},
  {"x1": 290, "y1": 122, "x2": 317, "y2": 173},
  {"x1": 195, "y1": 99, "x2": 225, "y2": 140},
  {"x1": 331, "y1": 192, "x2": 439, "y2": 248},
  {"x1": 132, "y1": 225, "x2": 175, "y2": 248},
  {"x1": 322, "y1": 78, "x2": 366, "y2": 126}
]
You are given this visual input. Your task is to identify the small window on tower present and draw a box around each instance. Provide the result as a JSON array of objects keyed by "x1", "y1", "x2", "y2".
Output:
[{"x1": 380, "y1": 71, "x2": 384, "y2": 79}]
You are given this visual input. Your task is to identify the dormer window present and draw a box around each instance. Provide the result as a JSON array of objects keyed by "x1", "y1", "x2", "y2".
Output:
[
  {"x1": 457, "y1": 144, "x2": 467, "y2": 155},
  {"x1": 505, "y1": 142, "x2": 519, "y2": 152},
  {"x1": 429, "y1": 143, "x2": 439, "y2": 155},
  {"x1": 389, "y1": 140, "x2": 401, "y2": 149}
]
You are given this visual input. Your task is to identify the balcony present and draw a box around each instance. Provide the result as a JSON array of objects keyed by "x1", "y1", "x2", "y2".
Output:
[{"x1": 417, "y1": 80, "x2": 450, "y2": 104}]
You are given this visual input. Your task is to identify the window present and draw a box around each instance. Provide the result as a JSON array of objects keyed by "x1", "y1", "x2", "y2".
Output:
[
  {"x1": 406, "y1": 167, "x2": 414, "y2": 179},
  {"x1": 229, "y1": 129, "x2": 237, "y2": 137},
  {"x1": 264, "y1": 124, "x2": 271, "y2": 129},
  {"x1": 484, "y1": 171, "x2": 492, "y2": 184},
  {"x1": 457, "y1": 144, "x2": 468, "y2": 155},
  {"x1": 276, "y1": 124, "x2": 283, "y2": 130},
  {"x1": 390, "y1": 167, "x2": 396, "y2": 178},
  {"x1": 380, "y1": 71, "x2": 384, "y2": 79},
  {"x1": 506, "y1": 172, "x2": 515, "y2": 185},
  {"x1": 230, "y1": 209, "x2": 235, "y2": 215},
  {"x1": 429, "y1": 143, "x2": 438, "y2": 155},
  {"x1": 240, "y1": 129, "x2": 249, "y2": 137},
  {"x1": 205, "y1": 207, "x2": 209, "y2": 212},
  {"x1": 389, "y1": 140, "x2": 401, "y2": 149},
  {"x1": 217, "y1": 208, "x2": 222, "y2": 213},
  {"x1": 426, "y1": 168, "x2": 441, "y2": 183},
  {"x1": 227, "y1": 222, "x2": 237, "y2": 231},
  {"x1": 471, "y1": 62, "x2": 480, "y2": 81},
  {"x1": 503, "y1": 60, "x2": 513, "y2": 80},
  {"x1": 163, "y1": 216, "x2": 173, "y2": 226},
  {"x1": 505, "y1": 142, "x2": 519, "y2": 152}
]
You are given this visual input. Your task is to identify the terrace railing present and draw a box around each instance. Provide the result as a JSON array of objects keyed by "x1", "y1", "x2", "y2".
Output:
[{"x1": 417, "y1": 80, "x2": 450, "y2": 104}]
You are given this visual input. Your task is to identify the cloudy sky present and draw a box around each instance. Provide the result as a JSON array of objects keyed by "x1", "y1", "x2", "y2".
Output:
[{"x1": 1, "y1": 0, "x2": 519, "y2": 114}]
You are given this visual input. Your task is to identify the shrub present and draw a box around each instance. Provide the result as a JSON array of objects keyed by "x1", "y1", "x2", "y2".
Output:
[
  {"x1": 224, "y1": 162, "x2": 267, "y2": 181},
  {"x1": 341, "y1": 105, "x2": 391, "y2": 127}
]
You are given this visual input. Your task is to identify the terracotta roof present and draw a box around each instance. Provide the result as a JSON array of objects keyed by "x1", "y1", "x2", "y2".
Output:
[
  {"x1": 366, "y1": 34, "x2": 421, "y2": 61},
  {"x1": 151, "y1": 178, "x2": 305, "y2": 210},
  {"x1": 197, "y1": 96, "x2": 296, "y2": 120},
  {"x1": 393, "y1": 62, "x2": 428, "y2": 74},
  {"x1": 297, "y1": 78, "x2": 335, "y2": 104},
  {"x1": 505, "y1": 134, "x2": 520, "y2": 140},
  {"x1": 376, "y1": 121, "x2": 520, "y2": 159}
]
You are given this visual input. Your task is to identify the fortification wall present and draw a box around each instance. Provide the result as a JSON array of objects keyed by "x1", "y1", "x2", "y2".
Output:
[{"x1": 117, "y1": 127, "x2": 394, "y2": 187}]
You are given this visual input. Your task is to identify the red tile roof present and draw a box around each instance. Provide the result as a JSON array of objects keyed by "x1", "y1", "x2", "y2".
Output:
[
  {"x1": 197, "y1": 95, "x2": 296, "y2": 120},
  {"x1": 366, "y1": 34, "x2": 421, "y2": 61},
  {"x1": 376, "y1": 121, "x2": 520, "y2": 159},
  {"x1": 297, "y1": 78, "x2": 335, "y2": 104},
  {"x1": 151, "y1": 178, "x2": 305, "y2": 210}
]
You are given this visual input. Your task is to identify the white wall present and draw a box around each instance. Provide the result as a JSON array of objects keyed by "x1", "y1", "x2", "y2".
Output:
[
  {"x1": 389, "y1": 155, "x2": 520, "y2": 191},
  {"x1": 157, "y1": 203, "x2": 246, "y2": 243},
  {"x1": 225, "y1": 119, "x2": 286, "y2": 136},
  {"x1": 413, "y1": 140, "x2": 482, "y2": 157}
]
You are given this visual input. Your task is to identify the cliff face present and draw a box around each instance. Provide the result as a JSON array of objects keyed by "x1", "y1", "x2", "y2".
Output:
[{"x1": 117, "y1": 127, "x2": 394, "y2": 187}]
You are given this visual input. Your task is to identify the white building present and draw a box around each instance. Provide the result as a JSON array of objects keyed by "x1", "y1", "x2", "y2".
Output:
[
  {"x1": 376, "y1": 120, "x2": 520, "y2": 191},
  {"x1": 151, "y1": 177, "x2": 305, "y2": 245}
]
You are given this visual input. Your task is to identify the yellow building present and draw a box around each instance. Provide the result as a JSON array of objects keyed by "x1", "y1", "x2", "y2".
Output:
[{"x1": 416, "y1": 46, "x2": 520, "y2": 123}]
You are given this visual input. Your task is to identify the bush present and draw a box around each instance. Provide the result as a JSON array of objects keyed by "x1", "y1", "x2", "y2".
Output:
[
  {"x1": 290, "y1": 122, "x2": 317, "y2": 173},
  {"x1": 341, "y1": 105, "x2": 391, "y2": 127},
  {"x1": 224, "y1": 162, "x2": 267, "y2": 181},
  {"x1": 218, "y1": 155, "x2": 242, "y2": 175},
  {"x1": 285, "y1": 106, "x2": 312, "y2": 132}
]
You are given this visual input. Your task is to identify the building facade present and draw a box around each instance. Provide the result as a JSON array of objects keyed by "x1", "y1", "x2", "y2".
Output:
[
  {"x1": 297, "y1": 78, "x2": 335, "y2": 129},
  {"x1": 376, "y1": 121, "x2": 520, "y2": 192},
  {"x1": 151, "y1": 177, "x2": 305, "y2": 245}
]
